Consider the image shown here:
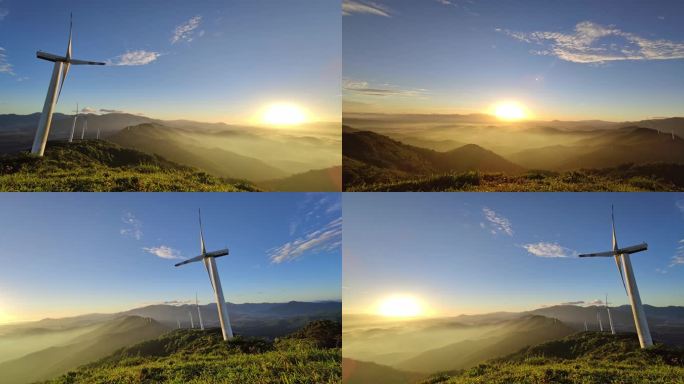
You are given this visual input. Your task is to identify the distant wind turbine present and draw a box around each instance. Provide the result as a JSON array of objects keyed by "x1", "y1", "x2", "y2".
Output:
[
  {"x1": 584, "y1": 320, "x2": 588, "y2": 332},
  {"x1": 80, "y1": 118, "x2": 87, "y2": 140},
  {"x1": 597, "y1": 310, "x2": 603, "y2": 332},
  {"x1": 579, "y1": 206, "x2": 653, "y2": 348},
  {"x1": 177, "y1": 318, "x2": 181, "y2": 329},
  {"x1": 69, "y1": 103, "x2": 79, "y2": 142},
  {"x1": 96, "y1": 125, "x2": 100, "y2": 140},
  {"x1": 175, "y1": 210, "x2": 234, "y2": 340},
  {"x1": 32, "y1": 13, "x2": 105, "y2": 156},
  {"x1": 606, "y1": 294, "x2": 615, "y2": 335},
  {"x1": 188, "y1": 310, "x2": 194, "y2": 329},
  {"x1": 196, "y1": 293, "x2": 204, "y2": 330}
]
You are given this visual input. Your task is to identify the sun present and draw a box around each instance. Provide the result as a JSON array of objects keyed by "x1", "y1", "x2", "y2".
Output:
[
  {"x1": 261, "y1": 103, "x2": 308, "y2": 126},
  {"x1": 493, "y1": 101, "x2": 528, "y2": 121},
  {"x1": 377, "y1": 295, "x2": 424, "y2": 318}
]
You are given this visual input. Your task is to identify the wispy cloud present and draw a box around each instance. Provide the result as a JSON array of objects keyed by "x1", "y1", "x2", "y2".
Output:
[
  {"x1": 0, "y1": 1, "x2": 8, "y2": 21},
  {"x1": 343, "y1": 79, "x2": 427, "y2": 97},
  {"x1": 588, "y1": 299, "x2": 605, "y2": 306},
  {"x1": 523, "y1": 242, "x2": 576, "y2": 258},
  {"x1": 120, "y1": 212, "x2": 143, "y2": 240},
  {"x1": 143, "y1": 245, "x2": 183, "y2": 260},
  {"x1": 108, "y1": 50, "x2": 161, "y2": 66},
  {"x1": 171, "y1": 15, "x2": 202, "y2": 44},
  {"x1": 100, "y1": 108, "x2": 125, "y2": 113},
  {"x1": 81, "y1": 106, "x2": 98, "y2": 113},
  {"x1": 0, "y1": 47, "x2": 15, "y2": 75},
  {"x1": 269, "y1": 217, "x2": 342, "y2": 264},
  {"x1": 502, "y1": 21, "x2": 684, "y2": 64},
  {"x1": 482, "y1": 207, "x2": 513, "y2": 236},
  {"x1": 342, "y1": 0, "x2": 391, "y2": 17},
  {"x1": 161, "y1": 299, "x2": 192, "y2": 306}
]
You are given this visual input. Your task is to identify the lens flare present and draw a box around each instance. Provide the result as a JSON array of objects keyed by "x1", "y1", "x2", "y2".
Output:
[{"x1": 261, "y1": 103, "x2": 308, "y2": 126}]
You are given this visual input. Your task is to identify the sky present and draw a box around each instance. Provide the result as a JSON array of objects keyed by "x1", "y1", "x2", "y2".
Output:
[
  {"x1": 343, "y1": 193, "x2": 684, "y2": 316},
  {"x1": 0, "y1": 193, "x2": 341, "y2": 324},
  {"x1": 343, "y1": 0, "x2": 684, "y2": 121},
  {"x1": 0, "y1": 0, "x2": 341, "y2": 123}
]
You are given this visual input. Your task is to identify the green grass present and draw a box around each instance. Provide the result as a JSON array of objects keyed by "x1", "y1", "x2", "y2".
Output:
[
  {"x1": 0, "y1": 141, "x2": 259, "y2": 191},
  {"x1": 345, "y1": 165, "x2": 684, "y2": 192},
  {"x1": 41, "y1": 321, "x2": 341, "y2": 384},
  {"x1": 419, "y1": 333, "x2": 684, "y2": 384}
]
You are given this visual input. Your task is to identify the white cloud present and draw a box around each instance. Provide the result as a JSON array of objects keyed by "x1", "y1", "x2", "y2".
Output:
[
  {"x1": 81, "y1": 106, "x2": 98, "y2": 113},
  {"x1": 343, "y1": 79, "x2": 427, "y2": 97},
  {"x1": 561, "y1": 301, "x2": 584, "y2": 305},
  {"x1": 482, "y1": 207, "x2": 513, "y2": 236},
  {"x1": 171, "y1": 16, "x2": 202, "y2": 44},
  {"x1": 269, "y1": 217, "x2": 342, "y2": 264},
  {"x1": 342, "y1": 0, "x2": 391, "y2": 17},
  {"x1": 523, "y1": 242, "x2": 576, "y2": 258},
  {"x1": 120, "y1": 212, "x2": 143, "y2": 240},
  {"x1": 0, "y1": 47, "x2": 15, "y2": 75},
  {"x1": 108, "y1": 50, "x2": 160, "y2": 66},
  {"x1": 588, "y1": 299, "x2": 605, "y2": 306},
  {"x1": 0, "y1": 8, "x2": 8, "y2": 21},
  {"x1": 143, "y1": 245, "x2": 183, "y2": 260},
  {"x1": 502, "y1": 21, "x2": 684, "y2": 64},
  {"x1": 100, "y1": 108, "x2": 125, "y2": 113}
]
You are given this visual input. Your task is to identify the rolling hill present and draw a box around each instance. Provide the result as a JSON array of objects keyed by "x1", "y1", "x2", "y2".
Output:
[
  {"x1": 0, "y1": 316, "x2": 168, "y2": 384},
  {"x1": 259, "y1": 165, "x2": 342, "y2": 192},
  {"x1": 0, "y1": 140, "x2": 257, "y2": 191},
  {"x1": 42, "y1": 320, "x2": 341, "y2": 384}
]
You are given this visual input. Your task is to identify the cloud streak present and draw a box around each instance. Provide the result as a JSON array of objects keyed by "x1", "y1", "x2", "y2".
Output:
[
  {"x1": 120, "y1": 212, "x2": 143, "y2": 240},
  {"x1": 502, "y1": 21, "x2": 684, "y2": 64},
  {"x1": 143, "y1": 245, "x2": 183, "y2": 260},
  {"x1": 342, "y1": 0, "x2": 391, "y2": 17},
  {"x1": 269, "y1": 217, "x2": 342, "y2": 264},
  {"x1": 343, "y1": 80, "x2": 427, "y2": 97},
  {"x1": 523, "y1": 242, "x2": 577, "y2": 258},
  {"x1": 108, "y1": 50, "x2": 160, "y2": 66},
  {"x1": 0, "y1": 47, "x2": 15, "y2": 75},
  {"x1": 171, "y1": 16, "x2": 202, "y2": 44},
  {"x1": 482, "y1": 207, "x2": 513, "y2": 236}
]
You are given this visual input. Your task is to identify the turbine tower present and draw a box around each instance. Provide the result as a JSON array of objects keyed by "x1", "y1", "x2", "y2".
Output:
[
  {"x1": 606, "y1": 294, "x2": 615, "y2": 335},
  {"x1": 69, "y1": 103, "x2": 79, "y2": 142},
  {"x1": 579, "y1": 206, "x2": 653, "y2": 348},
  {"x1": 96, "y1": 125, "x2": 101, "y2": 140},
  {"x1": 175, "y1": 210, "x2": 234, "y2": 340},
  {"x1": 196, "y1": 293, "x2": 204, "y2": 330},
  {"x1": 188, "y1": 310, "x2": 194, "y2": 329},
  {"x1": 597, "y1": 310, "x2": 603, "y2": 332},
  {"x1": 32, "y1": 14, "x2": 105, "y2": 156},
  {"x1": 177, "y1": 318, "x2": 181, "y2": 329},
  {"x1": 584, "y1": 320, "x2": 588, "y2": 332},
  {"x1": 80, "y1": 118, "x2": 87, "y2": 140}
]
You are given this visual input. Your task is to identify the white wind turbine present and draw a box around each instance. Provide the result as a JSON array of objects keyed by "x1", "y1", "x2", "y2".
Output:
[
  {"x1": 188, "y1": 310, "x2": 195, "y2": 329},
  {"x1": 32, "y1": 14, "x2": 105, "y2": 156},
  {"x1": 80, "y1": 118, "x2": 87, "y2": 140},
  {"x1": 196, "y1": 293, "x2": 205, "y2": 330},
  {"x1": 175, "y1": 210, "x2": 234, "y2": 340},
  {"x1": 597, "y1": 310, "x2": 603, "y2": 332},
  {"x1": 69, "y1": 103, "x2": 79, "y2": 142},
  {"x1": 605, "y1": 294, "x2": 615, "y2": 335},
  {"x1": 579, "y1": 206, "x2": 653, "y2": 348}
]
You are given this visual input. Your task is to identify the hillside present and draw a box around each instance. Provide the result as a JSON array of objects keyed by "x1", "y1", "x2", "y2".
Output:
[
  {"x1": 0, "y1": 140, "x2": 257, "y2": 191},
  {"x1": 0, "y1": 316, "x2": 168, "y2": 384},
  {"x1": 422, "y1": 332, "x2": 684, "y2": 384},
  {"x1": 259, "y1": 166, "x2": 342, "y2": 191},
  {"x1": 396, "y1": 316, "x2": 575, "y2": 374},
  {"x1": 43, "y1": 320, "x2": 341, "y2": 384},
  {"x1": 343, "y1": 358, "x2": 424, "y2": 384},
  {"x1": 108, "y1": 123, "x2": 289, "y2": 181}
]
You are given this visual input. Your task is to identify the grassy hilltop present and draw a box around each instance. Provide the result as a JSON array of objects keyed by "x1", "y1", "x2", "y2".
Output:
[
  {"x1": 43, "y1": 320, "x2": 341, "y2": 384},
  {"x1": 421, "y1": 332, "x2": 684, "y2": 384},
  {"x1": 0, "y1": 140, "x2": 258, "y2": 192}
]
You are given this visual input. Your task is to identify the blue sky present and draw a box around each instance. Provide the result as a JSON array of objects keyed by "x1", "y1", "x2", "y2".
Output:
[
  {"x1": 0, "y1": 193, "x2": 341, "y2": 324},
  {"x1": 0, "y1": 0, "x2": 341, "y2": 123},
  {"x1": 343, "y1": 193, "x2": 684, "y2": 315},
  {"x1": 343, "y1": 0, "x2": 684, "y2": 120}
]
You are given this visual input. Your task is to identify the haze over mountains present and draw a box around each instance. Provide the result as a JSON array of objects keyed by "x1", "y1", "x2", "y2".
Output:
[
  {"x1": 0, "y1": 113, "x2": 341, "y2": 190},
  {"x1": 0, "y1": 300, "x2": 341, "y2": 384},
  {"x1": 343, "y1": 304, "x2": 684, "y2": 383},
  {"x1": 343, "y1": 113, "x2": 684, "y2": 190}
]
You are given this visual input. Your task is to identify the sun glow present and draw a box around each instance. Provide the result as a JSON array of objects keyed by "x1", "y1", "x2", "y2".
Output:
[
  {"x1": 261, "y1": 103, "x2": 308, "y2": 126},
  {"x1": 377, "y1": 295, "x2": 425, "y2": 318},
  {"x1": 493, "y1": 101, "x2": 528, "y2": 121}
]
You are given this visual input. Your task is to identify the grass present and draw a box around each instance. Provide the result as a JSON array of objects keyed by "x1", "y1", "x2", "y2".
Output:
[
  {"x1": 0, "y1": 140, "x2": 259, "y2": 192},
  {"x1": 345, "y1": 165, "x2": 684, "y2": 192},
  {"x1": 419, "y1": 332, "x2": 684, "y2": 384},
  {"x1": 42, "y1": 321, "x2": 341, "y2": 384}
]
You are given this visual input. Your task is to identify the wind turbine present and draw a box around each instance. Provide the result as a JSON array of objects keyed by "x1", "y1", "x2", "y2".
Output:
[
  {"x1": 69, "y1": 103, "x2": 79, "y2": 142},
  {"x1": 32, "y1": 14, "x2": 105, "y2": 156},
  {"x1": 177, "y1": 318, "x2": 181, "y2": 329},
  {"x1": 175, "y1": 210, "x2": 234, "y2": 340},
  {"x1": 96, "y1": 125, "x2": 101, "y2": 140},
  {"x1": 80, "y1": 118, "x2": 87, "y2": 140},
  {"x1": 196, "y1": 293, "x2": 204, "y2": 330},
  {"x1": 597, "y1": 310, "x2": 603, "y2": 332},
  {"x1": 579, "y1": 206, "x2": 653, "y2": 348},
  {"x1": 584, "y1": 320, "x2": 588, "y2": 332},
  {"x1": 188, "y1": 310, "x2": 195, "y2": 329},
  {"x1": 606, "y1": 294, "x2": 615, "y2": 335}
]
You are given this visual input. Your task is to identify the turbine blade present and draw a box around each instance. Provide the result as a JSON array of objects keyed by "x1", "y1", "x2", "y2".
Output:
[
  {"x1": 66, "y1": 13, "x2": 73, "y2": 60},
  {"x1": 199, "y1": 209, "x2": 206, "y2": 255},
  {"x1": 205, "y1": 249, "x2": 229, "y2": 258},
  {"x1": 611, "y1": 205, "x2": 618, "y2": 251},
  {"x1": 174, "y1": 254, "x2": 204, "y2": 267},
  {"x1": 578, "y1": 250, "x2": 615, "y2": 257},
  {"x1": 36, "y1": 51, "x2": 66, "y2": 62},
  {"x1": 69, "y1": 58, "x2": 106, "y2": 65},
  {"x1": 611, "y1": 206, "x2": 628, "y2": 295},
  {"x1": 56, "y1": 62, "x2": 71, "y2": 103}
]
